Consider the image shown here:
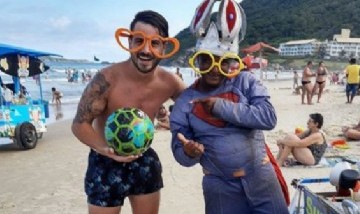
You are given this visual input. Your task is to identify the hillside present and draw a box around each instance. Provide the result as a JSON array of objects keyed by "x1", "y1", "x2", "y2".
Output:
[
  {"x1": 163, "y1": 0, "x2": 360, "y2": 67},
  {"x1": 241, "y1": 0, "x2": 360, "y2": 45}
]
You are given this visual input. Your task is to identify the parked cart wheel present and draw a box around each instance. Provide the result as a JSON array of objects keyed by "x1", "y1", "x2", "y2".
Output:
[{"x1": 15, "y1": 122, "x2": 38, "y2": 149}]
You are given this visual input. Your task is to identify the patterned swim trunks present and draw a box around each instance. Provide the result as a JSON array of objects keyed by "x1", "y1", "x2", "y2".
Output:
[{"x1": 85, "y1": 147, "x2": 163, "y2": 207}]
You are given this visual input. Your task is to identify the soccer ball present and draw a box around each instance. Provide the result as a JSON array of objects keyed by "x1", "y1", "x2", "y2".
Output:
[{"x1": 104, "y1": 108, "x2": 154, "y2": 156}]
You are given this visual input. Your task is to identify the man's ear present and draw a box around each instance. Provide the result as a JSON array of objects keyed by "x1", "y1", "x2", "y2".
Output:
[{"x1": 315, "y1": 122, "x2": 320, "y2": 128}]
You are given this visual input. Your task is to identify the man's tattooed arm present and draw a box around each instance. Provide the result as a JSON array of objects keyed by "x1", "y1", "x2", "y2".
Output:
[{"x1": 73, "y1": 72, "x2": 110, "y2": 124}]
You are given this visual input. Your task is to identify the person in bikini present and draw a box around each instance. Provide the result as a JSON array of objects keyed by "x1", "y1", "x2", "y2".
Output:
[
  {"x1": 311, "y1": 61, "x2": 328, "y2": 103},
  {"x1": 301, "y1": 61, "x2": 315, "y2": 105},
  {"x1": 276, "y1": 113, "x2": 327, "y2": 167}
]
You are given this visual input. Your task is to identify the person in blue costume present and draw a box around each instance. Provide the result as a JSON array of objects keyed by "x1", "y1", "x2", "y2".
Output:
[{"x1": 169, "y1": 0, "x2": 289, "y2": 213}]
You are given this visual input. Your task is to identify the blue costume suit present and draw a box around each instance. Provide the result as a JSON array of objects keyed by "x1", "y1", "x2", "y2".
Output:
[{"x1": 170, "y1": 71, "x2": 289, "y2": 214}]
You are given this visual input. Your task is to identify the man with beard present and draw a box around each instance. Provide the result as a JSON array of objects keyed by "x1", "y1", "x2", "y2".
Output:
[
  {"x1": 169, "y1": 0, "x2": 289, "y2": 213},
  {"x1": 72, "y1": 10, "x2": 185, "y2": 214}
]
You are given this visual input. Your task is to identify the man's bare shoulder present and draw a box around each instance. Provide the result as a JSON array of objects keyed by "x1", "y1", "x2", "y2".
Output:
[
  {"x1": 156, "y1": 67, "x2": 186, "y2": 99},
  {"x1": 156, "y1": 67, "x2": 183, "y2": 83},
  {"x1": 99, "y1": 62, "x2": 128, "y2": 79}
]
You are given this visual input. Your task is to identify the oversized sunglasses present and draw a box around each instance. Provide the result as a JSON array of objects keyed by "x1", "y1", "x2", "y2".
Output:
[
  {"x1": 115, "y1": 28, "x2": 180, "y2": 59},
  {"x1": 188, "y1": 51, "x2": 244, "y2": 78}
]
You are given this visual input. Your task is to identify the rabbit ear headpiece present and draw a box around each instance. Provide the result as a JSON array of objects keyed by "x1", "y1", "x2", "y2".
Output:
[{"x1": 190, "y1": 0, "x2": 246, "y2": 56}]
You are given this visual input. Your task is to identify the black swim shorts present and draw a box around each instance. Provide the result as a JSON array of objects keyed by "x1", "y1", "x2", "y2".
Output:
[{"x1": 85, "y1": 147, "x2": 163, "y2": 207}]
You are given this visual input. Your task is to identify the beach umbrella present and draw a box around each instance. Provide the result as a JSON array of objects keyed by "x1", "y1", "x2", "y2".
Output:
[
  {"x1": 241, "y1": 42, "x2": 279, "y2": 55},
  {"x1": 242, "y1": 54, "x2": 269, "y2": 69},
  {"x1": 241, "y1": 42, "x2": 279, "y2": 80}
]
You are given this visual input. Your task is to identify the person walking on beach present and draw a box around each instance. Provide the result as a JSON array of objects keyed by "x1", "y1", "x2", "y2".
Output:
[
  {"x1": 301, "y1": 61, "x2": 315, "y2": 105},
  {"x1": 276, "y1": 113, "x2": 327, "y2": 167},
  {"x1": 345, "y1": 58, "x2": 360, "y2": 104},
  {"x1": 311, "y1": 61, "x2": 328, "y2": 103},
  {"x1": 175, "y1": 67, "x2": 183, "y2": 80},
  {"x1": 170, "y1": 1, "x2": 288, "y2": 213},
  {"x1": 71, "y1": 10, "x2": 185, "y2": 214},
  {"x1": 293, "y1": 70, "x2": 299, "y2": 89},
  {"x1": 51, "y1": 87, "x2": 62, "y2": 106}
]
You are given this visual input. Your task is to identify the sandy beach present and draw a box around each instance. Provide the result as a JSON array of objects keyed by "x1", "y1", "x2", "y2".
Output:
[{"x1": 1, "y1": 79, "x2": 359, "y2": 214}]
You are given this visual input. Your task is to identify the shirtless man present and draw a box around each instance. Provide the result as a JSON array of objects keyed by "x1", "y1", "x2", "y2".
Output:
[
  {"x1": 301, "y1": 61, "x2": 315, "y2": 105},
  {"x1": 311, "y1": 61, "x2": 328, "y2": 103},
  {"x1": 71, "y1": 10, "x2": 185, "y2": 214}
]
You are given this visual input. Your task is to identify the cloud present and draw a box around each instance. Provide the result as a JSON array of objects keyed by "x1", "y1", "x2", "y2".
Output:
[
  {"x1": 0, "y1": 0, "x2": 209, "y2": 62},
  {"x1": 49, "y1": 16, "x2": 72, "y2": 29}
]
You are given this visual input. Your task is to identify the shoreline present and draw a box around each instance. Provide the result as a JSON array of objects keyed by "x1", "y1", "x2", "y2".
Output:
[
  {"x1": 46, "y1": 102, "x2": 78, "y2": 125},
  {"x1": 1, "y1": 78, "x2": 359, "y2": 213}
]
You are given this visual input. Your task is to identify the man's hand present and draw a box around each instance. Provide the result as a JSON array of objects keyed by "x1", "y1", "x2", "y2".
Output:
[
  {"x1": 191, "y1": 97, "x2": 217, "y2": 114},
  {"x1": 177, "y1": 133, "x2": 204, "y2": 158},
  {"x1": 96, "y1": 146, "x2": 141, "y2": 162}
]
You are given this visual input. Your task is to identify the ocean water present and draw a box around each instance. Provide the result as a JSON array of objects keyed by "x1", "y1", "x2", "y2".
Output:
[
  {"x1": 0, "y1": 61, "x2": 293, "y2": 125},
  {"x1": 1, "y1": 61, "x2": 294, "y2": 104},
  {"x1": 34, "y1": 62, "x2": 199, "y2": 104}
]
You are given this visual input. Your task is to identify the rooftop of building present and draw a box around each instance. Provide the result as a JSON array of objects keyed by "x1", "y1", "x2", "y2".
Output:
[{"x1": 282, "y1": 39, "x2": 318, "y2": 45}]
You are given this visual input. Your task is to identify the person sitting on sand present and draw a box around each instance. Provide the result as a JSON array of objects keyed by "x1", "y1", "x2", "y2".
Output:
[
  {"x1": 155, "y1": 104, "x2": 170, "y2": 130},
  {"x1": 276, "y1": 113, "x2": 327, "y2": 167},
  {"x1": 342, "y1": 121, "x2": 360, "y2": 140}
]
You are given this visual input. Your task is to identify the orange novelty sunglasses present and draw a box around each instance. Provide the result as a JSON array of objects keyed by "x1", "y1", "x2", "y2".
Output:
[{"x1": 115, "y1": 28, "x2": 180, "y2": 59}]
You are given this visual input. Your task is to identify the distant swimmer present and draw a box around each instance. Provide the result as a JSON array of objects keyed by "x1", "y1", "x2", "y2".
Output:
[{"x1": 51, "y1": 87, "x2": 62, "y2": 105}]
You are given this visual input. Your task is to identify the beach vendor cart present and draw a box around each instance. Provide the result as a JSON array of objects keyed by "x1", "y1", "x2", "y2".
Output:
[{"x1": 0, "y1": 43, "x2": 61, "y2": 149}]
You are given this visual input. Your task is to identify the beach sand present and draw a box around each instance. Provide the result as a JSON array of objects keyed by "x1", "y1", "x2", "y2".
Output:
[{"x1": 1, "y1": 80, "x2": 359, "y2": 213}]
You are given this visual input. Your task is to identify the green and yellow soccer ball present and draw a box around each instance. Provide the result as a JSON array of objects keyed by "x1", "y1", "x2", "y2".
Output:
[{"x1": 104, "y1": 108, "x2": 154, "y2": 156}]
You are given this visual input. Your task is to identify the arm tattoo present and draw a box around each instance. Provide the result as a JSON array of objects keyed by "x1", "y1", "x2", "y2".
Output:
[{"x1": 73, "y1": 72, "x2": 110, "y2": 123}]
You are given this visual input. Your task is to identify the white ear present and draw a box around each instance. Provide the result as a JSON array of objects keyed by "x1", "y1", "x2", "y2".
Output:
[
  {"x1": 217, "y1": 0, "x2": 246, "y2": 42},
  {"x1": 189, "y1": 0, "x2": 217, "y2": 36},
  {"x1": 191, "y1": 0, "x2": 247, "y2": 55},
  {"x1": 238, "y1": 5, "x2": 247, "y2": 43}
]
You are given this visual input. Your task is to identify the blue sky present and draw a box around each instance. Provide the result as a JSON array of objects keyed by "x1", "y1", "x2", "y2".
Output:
[{"x1": 0, "y1": 1, "x2": 208, "y2": 62}]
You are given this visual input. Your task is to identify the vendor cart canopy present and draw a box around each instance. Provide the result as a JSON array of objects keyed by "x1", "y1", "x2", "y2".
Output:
[
  {"x1": 0, "y1": 43, "x2": 62, "y2": 58},
  {"x1": 0, "y1": 43, "x2": 62, "y2": 77}
]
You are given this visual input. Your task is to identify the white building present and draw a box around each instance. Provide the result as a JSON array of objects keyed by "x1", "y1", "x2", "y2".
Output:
[
  {"x1": 279, "y1": 39, "x2": 320, "y2": 56},
  {"x1": 279, "y1": 29, "x2": 360, "y2": 58},
  {"x1": 325, "y1": 29, "x2": 360, "y2": 58}
]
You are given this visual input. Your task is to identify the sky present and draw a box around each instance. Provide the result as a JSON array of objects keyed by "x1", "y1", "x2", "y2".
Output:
[{"x1": 0, "y1": 1, "x2": 211, "y2": 62}]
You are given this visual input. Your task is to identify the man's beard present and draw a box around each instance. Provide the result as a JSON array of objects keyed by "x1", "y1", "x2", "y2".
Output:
[{"x1": 131, "y1": 52, "x2": 161, "y2": 74}]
